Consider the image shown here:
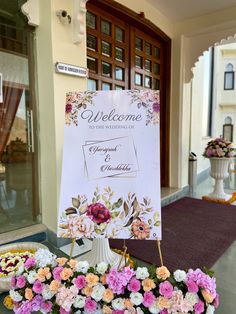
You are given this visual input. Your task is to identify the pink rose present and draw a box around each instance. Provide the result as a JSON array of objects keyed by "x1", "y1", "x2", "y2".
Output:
[
  {"x1": 159, "y1": 281, "x2": 173, "y2": 299},
  {"x1": 87, "y1": 203, "x2": 111, "y2": 224},
  {"x1": 53, "y1": 266, "x2": 64, "y2": 281},
  {"x1": 41, "y1": 301, "x2": 53, "y2": 313},
  {"x1": 16, "y1": 275, "x2": 26, "y2": 288},
  {"x1": 73, "y1": 275, "x2": 86, "y2": 289},
  {"x1": 186, "y1": 279, "x2": 199, "y2": 293},
  {"x1": 214, "y1": 293, "x2": 219, "y2": 308},
  {"x1": 24, "y1": 257, "x2": 36, "y2": 269},
  {"x1": 194, "y1": 300, "x2": 205, "y2": 314},
  {"x1": 84, "y1": 297, "x2": 97, "y2": 312},
  {"x1": 11, "y1": 276, "x2": 16, "y2": 288},
  {"x1": 143, "y1": 291, "x2": 155, "y2": 307},
  {"x1": 33, "y1": 280, "x2": 44, "y2": 294},
  {"x1": 128, "y1": 278, "x2": 141, "y2": 292},
  {"x1": 60, "y1": 307, "x2": 70, "y2": 314}
]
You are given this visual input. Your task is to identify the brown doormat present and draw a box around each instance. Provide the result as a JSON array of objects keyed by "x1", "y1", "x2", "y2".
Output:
[{"x1": 110, "y1": 197, "x2": 236, "y2": 270}]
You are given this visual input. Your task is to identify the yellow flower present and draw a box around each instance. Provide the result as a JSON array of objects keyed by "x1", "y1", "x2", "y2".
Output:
[{"x1": 3, "y1": 296, "x2": 14, "y2": 310}]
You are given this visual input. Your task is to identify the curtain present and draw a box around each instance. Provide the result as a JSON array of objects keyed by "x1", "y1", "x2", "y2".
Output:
[{"x1": 0, "y1": 84, "x2": 23, "y2": 156}]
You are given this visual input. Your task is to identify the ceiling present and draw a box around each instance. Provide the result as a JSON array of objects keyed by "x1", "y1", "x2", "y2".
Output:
[{"x1": 147, "y1": 0, "x2": 236, "y2": 22}]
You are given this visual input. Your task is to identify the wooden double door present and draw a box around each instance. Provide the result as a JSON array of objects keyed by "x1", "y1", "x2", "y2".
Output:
[{"x1": 86, "y1": 0, "x2": 171, "y2": 187}]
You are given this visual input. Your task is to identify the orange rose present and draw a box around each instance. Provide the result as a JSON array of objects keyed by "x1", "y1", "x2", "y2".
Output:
[
  {"x1": 68, "y1": 259, "x2": 77, "y2": 269},
  {"x1": 142, "y1": 278, "x2": 156, "y2": 291},
  {"x1": 124, "y1": 298, "x2": 133, "y2": 309},
  {"x1": 25, "y1": 288, "x2": 33, "y2": 300},
  {"x1": 202, "y1": 289, "x2": 214, "y2": 303},
  {"x1": 57, "y1": 257, "x2": 68, "y2": 267},
  {"x1": 157, "y1": 297, "x2": 170, "y2": 309},
  {"x1": 37, "y1": 267, "x2": 51, "y2": 281},
  {"x1": 103, "y1": 288, "x2": 114, "y2": 303},
  {"x1": 82, "y1": 286, "x2": 93, "y2": 296},
  {"x1": 103, "y1": 305, "x2": 112, "y2": 314},
  {"x1": 100, "y1": 274, "x2": 107, "y2": 284},
  {"x1": 49, "y1": 280, "x2": 61, "y2": 292},
  {"x1": 156, "y1": 266, "x2": 170, "y2": 280},
  {"x1": 60, "y1": 267, "x2": 73, "y2": 281},
  {"x1": 85, "y1": 273, "x2": 99, "y2": 287}
]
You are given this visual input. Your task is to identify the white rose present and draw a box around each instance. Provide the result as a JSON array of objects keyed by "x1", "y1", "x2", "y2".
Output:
[
  {"x1": 136, "y1": 267, "x2": 149, "y2": 280},
  {"x1": 74, "y1": 311, "x2": 81, "y2": 314},
  {"x1": 91, "y1": 284, "x2": 105, "y2": 301},
  {"x1": 35, "y1": 249, "x2": 57, "y2": 268},
  {"x1": 130, "y1": 292, "x2": 143, "y2": 306},
  {"x1": 76, "y1": 261, "x2": 89, "y2": 273},
  {"x1": 27, "y1": 270, "x2": 38, "y2": 284},
  {"x1": 136, "y1": 307, "x2": 144, "y2": 314},
  {"x1": 9, "y1": 290, "x2": 23, "y2": 302},
  {"x1": 185, "y1": 292, "x2": 199, "y2": 306},
  {"x1": 206, "y1": 305, "x2": 215, "y2": 314},
  {"x1": 42, "y1": 284, "x2": 54, "y2": 300},
  {"x1": 173, "y1": 269, "x2": 187, "y2": 282},
  {"x1": 112, "y1": 298, "x2": 125, "y2": 310},
  {"x1": 16, "y1": 262, "x2": 24, "y2": 275},
  {"x1": 96, "y1": 262, "x2": 108, "y2": 275},
  {"x1": 149, "y1": 301, "x2": 161, "y2": 314},
  {"x1": 73, "y1": 295, "x2": 86, "y2": 308}
]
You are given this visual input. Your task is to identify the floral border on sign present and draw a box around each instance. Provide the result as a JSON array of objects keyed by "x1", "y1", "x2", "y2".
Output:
[
  {"x1": 58, "y1": 187, "x2": 161, "y2": 240},
  {"x1": 127, "y1": 90, "x2": 160, "y2": 126},
  {"x1": 64, "y1": 90, "x2": 160, "y2": 126},
  {"x1": 65, "y1": 91, "x2": 97, "y2": 126}
]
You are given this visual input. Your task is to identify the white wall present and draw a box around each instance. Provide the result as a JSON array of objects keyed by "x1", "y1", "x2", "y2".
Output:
[{"x1": 173, "y1": 8, "x2": 236, "y2": 187}]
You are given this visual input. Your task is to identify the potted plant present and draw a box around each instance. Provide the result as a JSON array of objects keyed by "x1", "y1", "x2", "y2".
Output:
[{"x1": 203, "y1": 137, "x2": 235, "y2": 200}]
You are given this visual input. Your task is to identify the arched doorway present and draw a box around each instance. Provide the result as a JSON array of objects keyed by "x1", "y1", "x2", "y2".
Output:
[{"x1": 86, "y1": 0, "x2": 171, "y2": 187}]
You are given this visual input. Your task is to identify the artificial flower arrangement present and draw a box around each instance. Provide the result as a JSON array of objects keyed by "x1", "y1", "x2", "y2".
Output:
[
  {"x1": 5, "y1": 248, "x2": 219, "y2": 314},
  {"x1": 203, "y1": 137, "x2": 235, "y2": 158}
]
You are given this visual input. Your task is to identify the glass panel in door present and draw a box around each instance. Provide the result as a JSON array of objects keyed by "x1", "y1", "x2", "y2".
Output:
[{"x1": 0, "y1": 1, "x2": 38, "y2": 233}]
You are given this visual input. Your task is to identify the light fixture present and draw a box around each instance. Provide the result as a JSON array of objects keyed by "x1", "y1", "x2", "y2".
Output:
[{"x1": 56, "y1": 10, "x2": 71, "y2": 25}]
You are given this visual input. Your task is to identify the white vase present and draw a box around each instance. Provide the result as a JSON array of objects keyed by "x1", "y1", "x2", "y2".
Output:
[
  {"x1": 208, "y1": 157, "x2": 231, "y2": 200},
  {"x1": 78, "y1": 238, "x2": 125, "y2": 268}
]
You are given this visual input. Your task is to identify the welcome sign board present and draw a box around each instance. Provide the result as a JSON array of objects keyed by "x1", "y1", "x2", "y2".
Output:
[{"x1": 58, "y1": 90, "x2": 161, "y2": 240}]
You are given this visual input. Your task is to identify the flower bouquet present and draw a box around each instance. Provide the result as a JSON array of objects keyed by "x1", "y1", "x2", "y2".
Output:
[
  {"x1": 203, "y1": 137, "x2": 235, "y2": 158},
  {"x1": 5, "y1": 249, "x2": 219, "y2": 314}
]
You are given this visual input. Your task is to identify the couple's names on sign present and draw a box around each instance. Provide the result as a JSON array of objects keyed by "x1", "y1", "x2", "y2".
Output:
[
  {"x1": 58, "y1": 90, "x2": 161, "y2": 240},
  {"x1": 83, "y1": 136, "x2": 139, "y2": 180}
]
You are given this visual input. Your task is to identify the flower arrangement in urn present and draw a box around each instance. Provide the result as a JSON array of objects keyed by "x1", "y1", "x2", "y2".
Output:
[
  {"x1": 203, "y1": 137, "x2": 235, "y2": 158},
  {"x1": 5, "y1": 248, "x2": 219, "y2": 314}
]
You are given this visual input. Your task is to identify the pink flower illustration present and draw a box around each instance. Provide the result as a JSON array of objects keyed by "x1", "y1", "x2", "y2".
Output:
[
  {"x1": 87, "y1": 203, "x2": 111, "y2": 224},
  {"x1": 84, "y1": 297, "x2": 97, "y2": 312},
  {"x1": 68, "y1": 214, "x2": 94, "y2": 238}
]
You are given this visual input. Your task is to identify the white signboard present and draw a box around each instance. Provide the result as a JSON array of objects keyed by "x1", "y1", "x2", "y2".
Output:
[
  {"x1": 55, "y1": 62, "x2": 88, "y2": 77},
  {"x1": 58, "y1": 90, "x2": 161, "y2": 240}
]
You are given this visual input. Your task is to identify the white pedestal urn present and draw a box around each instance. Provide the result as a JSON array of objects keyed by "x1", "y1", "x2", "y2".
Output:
[
  {"x1": 79, "y1": 238, "x2": 125, "y2": 268},
  {"x1": 208, "y1": 157, "x2": 231, "y2": 200}
]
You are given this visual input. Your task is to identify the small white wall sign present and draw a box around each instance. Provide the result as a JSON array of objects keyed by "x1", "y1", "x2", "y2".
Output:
[{"x1": 55, "y1": 62, "x2": 88, "y2": 77}]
